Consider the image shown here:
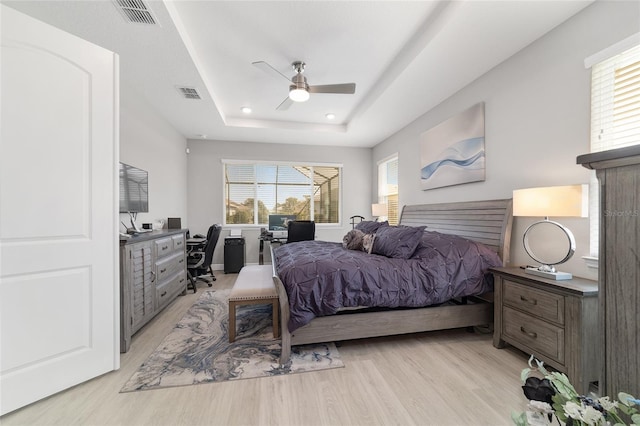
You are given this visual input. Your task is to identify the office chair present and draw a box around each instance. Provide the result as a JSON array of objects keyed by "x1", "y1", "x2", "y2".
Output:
[
  {"x1": 187, "y1": 224, "x2": 221, "y2": 293},
  {"x1": 286, "y1": 220, "x2": 315, "y2": 243}
]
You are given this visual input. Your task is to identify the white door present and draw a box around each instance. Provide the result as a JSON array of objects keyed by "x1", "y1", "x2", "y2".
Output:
[{"x1": 0, "y1": 5, "x2": 119, "y2": 415}]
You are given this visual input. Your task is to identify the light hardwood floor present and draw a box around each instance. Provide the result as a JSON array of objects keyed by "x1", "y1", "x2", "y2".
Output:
[{"x1": 2, "y1": 271, "x2": 530, "y2": 426}]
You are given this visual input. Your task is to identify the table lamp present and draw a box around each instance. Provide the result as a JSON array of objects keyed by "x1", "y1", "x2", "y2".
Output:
[
  {"x1": 371, "y1": 203, "x2": 388, "y2": 221},
  {"x1": 513, "y1": 184, "x2": 588, "y2": 280}
]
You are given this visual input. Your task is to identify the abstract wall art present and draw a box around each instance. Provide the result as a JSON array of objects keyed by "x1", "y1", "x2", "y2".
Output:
[{"x1": 420, "y1": 102, "x2": 485, "y2": 190}]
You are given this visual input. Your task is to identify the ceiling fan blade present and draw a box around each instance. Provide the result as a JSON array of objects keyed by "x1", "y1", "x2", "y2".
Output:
[
  {"x1": 252, "y1": 61, "x2": 291, "y2": 83},
  {"x1": 276, "y1": 96, "x2": 294, "y2": 111},
  {"x1": 308, "y1": 83, "x2": 356, "y2": 94}
]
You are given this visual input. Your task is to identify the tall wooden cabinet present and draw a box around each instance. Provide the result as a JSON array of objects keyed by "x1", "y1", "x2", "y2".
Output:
[
  {"x1": 578, "y1": 145, "x2": 640, "y2": 398},
  {"x1": 120, "y1": 229, "x2": 188, "y2": 352}
]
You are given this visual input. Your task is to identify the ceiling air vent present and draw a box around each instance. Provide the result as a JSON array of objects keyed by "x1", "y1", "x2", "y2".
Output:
[
  {"x1": 113, "y1": 0, "x2": 157, "y2": 25},
  {"x1": 177, "y1": 87, "x2": 202, "y2": 100}
]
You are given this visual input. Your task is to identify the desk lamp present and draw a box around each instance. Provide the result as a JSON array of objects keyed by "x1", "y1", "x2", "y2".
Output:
[
  {"x1": 371, "y1": 203, "x2": 388, "y2": 222},
  {"x1": 513, "y1": 184, "x2": 588, "y2": 280}
]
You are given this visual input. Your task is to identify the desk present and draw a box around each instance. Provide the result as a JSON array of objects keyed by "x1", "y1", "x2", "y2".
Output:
[
  {"x1": 186, "y1": 237, "x2": 206, "y2": 248},
  {"x1": 259, "y1": 236, "x2": 286, "y2": 265}
]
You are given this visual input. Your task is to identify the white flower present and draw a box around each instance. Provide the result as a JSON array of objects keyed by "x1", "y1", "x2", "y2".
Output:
[
  {"x1": 563, "y1": 401, "x2": 583, "y2": 418},
  {"x1": 562, "y1": 401, "x2": 605, "y2": 425},
  {"x1": 528, "y1": 400, "x2": 554, "y2": 414},
  {"x1": 597, "y1": 396, "x2": 618, "y2": 411},
  {"x1": 581, "y1": 405, "x2": 604, "y2": 425}
]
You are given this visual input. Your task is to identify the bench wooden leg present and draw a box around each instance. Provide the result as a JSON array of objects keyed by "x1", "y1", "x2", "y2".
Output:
[
  {"x1": 228, "y1": 301, "x2": 237, "y2": 343},
  {"x1": 272, "y1": 298, "x2": 280, "y2": 339}
]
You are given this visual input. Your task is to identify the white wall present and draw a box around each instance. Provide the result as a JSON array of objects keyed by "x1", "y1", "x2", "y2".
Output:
[
  {"x1": 119, "y1": 83, "x2": 188, "y2": 232},
  {"x1": 187, "y1": 139, "x2": 372, "y2": 266},
  {"x1": 372, "y1": 0, "x2": 640, "y2": 281}
]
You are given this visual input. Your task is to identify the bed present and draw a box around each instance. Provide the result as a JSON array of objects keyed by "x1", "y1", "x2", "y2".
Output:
[{"x1": 271, "y1": 199, "x2": 513, "y2": 364}]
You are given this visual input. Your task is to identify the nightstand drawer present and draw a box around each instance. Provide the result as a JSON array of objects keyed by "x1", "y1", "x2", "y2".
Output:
[
  {"x1": 503, "y1": 280, "x2": 564, "y2": 325},
  {"x1": 503, "y1": 307, "x2": 565, "y2": 364}
]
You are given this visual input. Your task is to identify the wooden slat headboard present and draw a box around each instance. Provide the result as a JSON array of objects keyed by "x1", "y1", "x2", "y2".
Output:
[{"x1": 399, "y1": 199, "x2": 513, "y2": 265}]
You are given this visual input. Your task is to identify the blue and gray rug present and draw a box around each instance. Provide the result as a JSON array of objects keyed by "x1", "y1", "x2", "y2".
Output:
[{"x1": 121, "y1": 289, "x2": 343, "y2": 392}]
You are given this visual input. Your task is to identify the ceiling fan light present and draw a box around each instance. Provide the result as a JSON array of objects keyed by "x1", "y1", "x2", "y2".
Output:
[{"x1": 289, "y1": 88, "x2": 309, "y2": 102}]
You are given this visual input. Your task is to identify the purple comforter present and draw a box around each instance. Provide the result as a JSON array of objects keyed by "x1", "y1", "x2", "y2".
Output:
[{"x1": 273, "y1": 230, "x2": 502, "y2": 332}]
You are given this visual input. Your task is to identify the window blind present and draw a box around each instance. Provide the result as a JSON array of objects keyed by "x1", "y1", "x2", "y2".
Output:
[
  {"x1": 378, "y1": 155, "x2": 399, "y2": 225},
  {"x1": 223, "y1": 161, "x2": 341, "y2": 226},
  {"x1": 588, "y1": 42, "x2": 640, "y2": 258},
  {"x1": 591, "y1": 43, "x2": 640, "y2": 152}
]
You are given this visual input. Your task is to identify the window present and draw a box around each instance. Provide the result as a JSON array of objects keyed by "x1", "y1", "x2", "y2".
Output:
[
  {"x1": 587, "y1": 38, "x2": 640, "y2": 258},
  {"x1": 378, "y1": 155, "x2": 398, "y2": 225},
  {"x1": 223, "y1": 161, "x2": 341, "y2": 226}
]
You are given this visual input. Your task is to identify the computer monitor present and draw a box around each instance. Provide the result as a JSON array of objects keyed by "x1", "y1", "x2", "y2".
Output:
[{"x1": 268, "y1": 214, "x2": 296, "y2": 231}]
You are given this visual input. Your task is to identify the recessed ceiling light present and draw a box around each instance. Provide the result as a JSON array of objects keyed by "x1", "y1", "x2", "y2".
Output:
[
  {"x1": 325, "y1": 113, "x2": 336, "y2": 120},
  {"x1": 241, "y1": 106, "x2": 252, "y2": 114}
]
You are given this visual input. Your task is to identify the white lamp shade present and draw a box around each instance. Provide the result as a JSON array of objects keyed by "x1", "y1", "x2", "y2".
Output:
[
  {"x1": 513, "y1": 184, "x2": 588, "y2": 217},
  {"x1": 372, "y1": 203, "x2": 388, "y2": 217}
]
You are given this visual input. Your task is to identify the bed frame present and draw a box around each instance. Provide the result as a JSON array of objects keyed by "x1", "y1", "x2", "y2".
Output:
[{"x1": 271, "y1": 198, "x2": 513, "y2": 364}]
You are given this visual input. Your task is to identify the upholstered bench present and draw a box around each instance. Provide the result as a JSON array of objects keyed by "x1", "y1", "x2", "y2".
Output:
[{"x1": 228, "y1": 265, "x2": 280, "y2": 343}]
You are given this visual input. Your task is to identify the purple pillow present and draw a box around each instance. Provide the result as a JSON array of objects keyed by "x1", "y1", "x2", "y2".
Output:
[
  {"x1": 354, "y1": 220, "x2": 388, "y2": 234},
  {"x1": 372, "y1": 225, "x2": 426, "y2": 259}
]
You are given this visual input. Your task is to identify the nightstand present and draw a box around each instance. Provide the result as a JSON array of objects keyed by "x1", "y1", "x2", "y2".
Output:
[{"x1": 490, "y1": 267, "x2": 599, "y2": 394}]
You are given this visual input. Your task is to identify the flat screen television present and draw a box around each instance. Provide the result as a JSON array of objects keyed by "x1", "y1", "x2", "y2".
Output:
[{"x1": 119, "y1": 162, "x2": 149, "y2": 213}]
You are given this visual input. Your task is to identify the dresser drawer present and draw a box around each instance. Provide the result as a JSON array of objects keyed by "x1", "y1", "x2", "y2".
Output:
[
  {"x1": 503, "y1": 280, "x2": 564, "y2": 325},
  {"x1": 503, "y1": 306, "x2": 565, "y2": 364},
  {"x1": 154, "y1": 237, "x2": 174, "y2": 258},
  {"x1": 172, "y1": 234, "x2": 185, "y2": 251},
  {"x1": 156, "y1": 271, "x2": 187, "y2": 309},
  {"x1": 155, "y1": 252, "x2": 184, "y2": 283}
]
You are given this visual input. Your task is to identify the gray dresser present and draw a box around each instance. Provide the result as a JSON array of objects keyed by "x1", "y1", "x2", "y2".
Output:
[
  {"x1": 119, "y1": 229, "x2": 187, "y2": 352},
  {"x1": 578, "y1": 145, "x2": 640, "y2": 398}
]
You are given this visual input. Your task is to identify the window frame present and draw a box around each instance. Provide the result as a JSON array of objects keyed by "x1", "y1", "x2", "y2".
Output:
[
  {"x1": 222, "y1": 159, "x2": 343, "y2": 228},
  {"x1": 585, "y1": 33, "x2": 640, "y2": 264},
  {"x1": 377, "y1": 154, "x2": 399, "y2": 225}
]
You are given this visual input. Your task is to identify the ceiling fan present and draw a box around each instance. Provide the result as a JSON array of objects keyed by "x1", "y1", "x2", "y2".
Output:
[{"x1": 252, "y1": 60, "x2": 356, "y2": 110}]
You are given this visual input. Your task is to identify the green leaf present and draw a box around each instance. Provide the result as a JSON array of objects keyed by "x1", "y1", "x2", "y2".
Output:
[
  {"x1": 527, "y1": 354, "x2": 535, "y2": 368},
  {"x1": 548, "y1": 372, "x2": 578, "y2": 399},
  {"x1": 511, "y1": 411, "x2": 528, "y2": 426},
  {"x1": 552, "y1": 397, "x2": 569, "y2": 422},
  {"x1": 631, "y1": 413, "x2": 640, "y2": 424},
  {"x1": 619, "y1": 392, "x2": 634, "y2": 407},
  {"x1": 535, "y1": 358, "x2": 550, "y2": 376}
]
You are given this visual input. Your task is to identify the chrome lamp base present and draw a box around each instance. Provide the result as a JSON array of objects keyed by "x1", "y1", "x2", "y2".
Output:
[{"x1": 525, "y1": 266, "x2": 572, "y2": 280}]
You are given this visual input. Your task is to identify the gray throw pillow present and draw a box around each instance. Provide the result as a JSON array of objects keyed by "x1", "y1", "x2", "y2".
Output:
[
  {"x1": 354, "y1": 220, "x2": 388, "y2": 234},
  {"x1": 372, "y1": 225, "x2": 426, "y2": 259}
]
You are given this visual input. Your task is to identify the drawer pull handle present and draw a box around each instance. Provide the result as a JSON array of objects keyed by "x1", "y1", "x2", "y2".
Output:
[
  {"x1": 160, "y1": 268, "x2": 167, "y2": 274},
  {"x1": 179, "y1": 259, "x2": 184, "y2": 264},
  {"x1": 520, "y1": 296, "x2": 537, "y2": 305},
  {"x1": 161, "y1": 291, "x2": 167, "y2": 297},
  {"x1": 520, "y1": 326, "x2": 537, "y2": 339},
  {"x1": 162, "y1": 246, "x2": 168, "y2": 251},
  {"x1": 179, "y1": 278, "x2": 184, "y2": 283}
]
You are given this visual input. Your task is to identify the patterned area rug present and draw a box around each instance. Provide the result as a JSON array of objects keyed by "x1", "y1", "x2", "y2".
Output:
[{"x1": 121, "y1": 289, "x2": 343, "y2": 392}]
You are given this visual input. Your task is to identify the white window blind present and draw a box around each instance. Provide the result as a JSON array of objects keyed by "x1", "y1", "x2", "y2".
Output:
[
  {"x1": 591, "y1": 43, "x2": 640, "y2": 153},
  {"x1": 588, "y1": 41, "x2": 640, "y2": 258},
  {"x1": 223, "y1": 161, "x2": 341, "y2": 226},
  {"x1": 378, "y1": 155, "x2": 399, "y2": 225}
]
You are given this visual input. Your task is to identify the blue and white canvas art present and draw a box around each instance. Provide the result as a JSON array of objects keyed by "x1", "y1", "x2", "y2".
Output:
[{"x1": 420, "y1": 103, "x2": 485, "y2": 190}]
